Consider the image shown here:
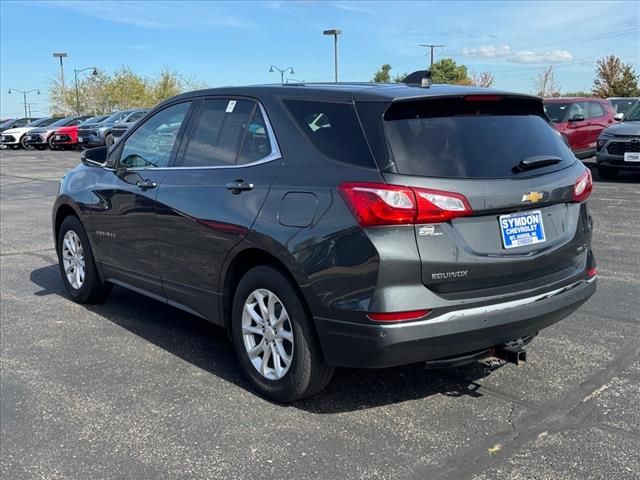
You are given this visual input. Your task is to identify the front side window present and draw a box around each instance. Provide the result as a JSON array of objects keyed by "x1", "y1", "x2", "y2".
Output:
[
  {"x1": 588, "y1": 102, "x2": 605, "y2": 118},
  {"x1": 181, "y1": 99, "x2": 255, "y2": 167},
  {"x1": 14, "y1": 119, "x2": 31, "y2": 127},
  {"x1": 119, "y1": 102, "x2": 191, "y2": 169}
]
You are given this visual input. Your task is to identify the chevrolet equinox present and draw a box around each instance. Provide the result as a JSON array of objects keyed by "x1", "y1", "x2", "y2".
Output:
[{"x1": 53, "y1": 83, "x2": 597, "y2": 402}]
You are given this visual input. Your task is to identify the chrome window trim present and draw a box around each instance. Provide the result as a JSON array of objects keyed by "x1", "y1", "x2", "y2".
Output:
[{"x1": 117, "y1": 102, "x2": 281, "y2": 172}]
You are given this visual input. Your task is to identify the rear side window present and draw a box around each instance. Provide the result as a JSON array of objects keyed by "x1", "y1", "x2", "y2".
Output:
[
  {"x1": 283, "y1": 99, "x2": 375, "y2": 168},
  {"x1": 237, "y1": 108, "x2": 272, "y2": 165},
  {"x1": 181, "y1": 99, "x2": 254, "y2": 167},
  {"x1": 381, "y1": 97, "x2": 575, "y2": 179}
]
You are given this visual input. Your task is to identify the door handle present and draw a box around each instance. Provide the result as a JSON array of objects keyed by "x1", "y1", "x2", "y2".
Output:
[
  {"x1": 226, "y1": 180, "x2": 254, "y2": 194},
  {"x1": 136, "y1": 179, "x2": 158, "y2": 190}
]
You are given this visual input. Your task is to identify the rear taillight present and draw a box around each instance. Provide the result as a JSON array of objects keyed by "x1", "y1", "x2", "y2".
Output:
[
  {"x1": 572, "y1": 169, "x2": 592, "y2": 203},
  {"x1": 367, "y1": 309, "x2": 431, "y2": 322},
  {"x1": 339, "y1": 182, "x2": 473, "y2": 227}
]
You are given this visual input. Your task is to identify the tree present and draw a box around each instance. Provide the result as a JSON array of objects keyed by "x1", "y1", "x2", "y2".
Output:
[
  {"x1": 47, "y1": 66, "x2": 206, "y2": 115},
  {"x1": 470, "y1": 71, "x2": 495, "y2": 88},
  {"x1": 592, "y1": 55, "x2": 640, "y2": 97},
  {"x1": 430, "y1": 58, "x2": 470, "y2": 84},
  {"x1": 562, "y1": 91, "x2": 594, "y2": 97},
  {"x1": 372, "y1": 64, "x2": 392, "y2": 83},
  {"x1": 533, "y1": 66, "x2": 561, "y2": 97}
]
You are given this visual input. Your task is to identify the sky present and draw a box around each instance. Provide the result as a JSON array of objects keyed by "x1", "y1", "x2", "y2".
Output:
[{"x1": 1, "y1": 0, "x2": 638, "y2": 118}]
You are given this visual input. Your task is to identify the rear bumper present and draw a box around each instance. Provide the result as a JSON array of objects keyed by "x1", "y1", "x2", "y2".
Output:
[{"x1": 315, "y1": 277, "x2": 596, "y2": 368}]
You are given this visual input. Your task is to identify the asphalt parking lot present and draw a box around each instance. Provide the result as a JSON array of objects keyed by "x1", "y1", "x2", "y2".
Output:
[{"x1": 1, "y1": 149, "x2": 639, "y2": 480}]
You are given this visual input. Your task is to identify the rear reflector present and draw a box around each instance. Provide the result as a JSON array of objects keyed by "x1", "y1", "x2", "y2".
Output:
[
  {"x1": 339, "y1": 182, "x2": 472, "y2": 227},
  {"x1": 572, "y1": 168, "x2": 593, "y2": 203},
  {"x1": 367, "y1": 309, "x2": 431, "y2": 322}
]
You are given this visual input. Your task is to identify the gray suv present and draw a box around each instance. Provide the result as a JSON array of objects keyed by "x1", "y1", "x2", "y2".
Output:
[
  {"x1": 52, "y1": 83, "x2": 596, "y2": 401},
  {"x1": 596, "y1": 100, "x2": 640, "y2": 178}
]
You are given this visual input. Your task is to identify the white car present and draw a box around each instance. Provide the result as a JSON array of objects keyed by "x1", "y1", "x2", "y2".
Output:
[{"x1": 0, "y1": 117, "x2": 62, "y2": 149}]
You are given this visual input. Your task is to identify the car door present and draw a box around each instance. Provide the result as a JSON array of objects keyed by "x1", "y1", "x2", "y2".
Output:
[
  {"x1": 586, "y1": 101, "x2": 612, "y2": 150},
  {"x1": 565, "y1": 102, "x2": 590, "y2": 152},
  {"x1": 154, "y1": 98, "x2": 282, "y2": 322},
  {"x1": 87, "y1": 101, "x2": 194, "y2": 296}
]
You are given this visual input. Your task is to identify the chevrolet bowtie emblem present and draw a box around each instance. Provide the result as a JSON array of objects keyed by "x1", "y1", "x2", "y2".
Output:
[{"x1": 522, "y1": 191, "x2": 544, "y2": 203}]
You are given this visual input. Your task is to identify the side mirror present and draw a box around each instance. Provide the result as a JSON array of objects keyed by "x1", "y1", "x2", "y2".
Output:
[
  {"x1": 569, "y1": 114, "x2": 585, "y2": 122},
  {"x1": 614, "y1": 112, "x2": 624, "y2": 121},
  {"x1": 81, "y1": 146, "x2": 108, "y2": 167}
]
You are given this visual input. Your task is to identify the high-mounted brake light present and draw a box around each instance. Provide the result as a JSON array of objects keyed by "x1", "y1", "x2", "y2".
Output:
[
  {"x1": 464, "y1": 95, "x2": 503, "y2": 102},
  {"x1": 367, "y1": 309, "x2": 431, "y2": 322},
  {"x1": 572, "y1": 169, "x2": 592, "y2": 203},
  {"x1": 339, "y1": 182, "x2": 473, "y2": 227}
]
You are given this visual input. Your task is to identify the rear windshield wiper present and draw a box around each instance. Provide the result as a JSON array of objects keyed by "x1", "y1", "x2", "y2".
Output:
[{"x1": 512, "y1": 155, "x2": 562, "y2": 173}]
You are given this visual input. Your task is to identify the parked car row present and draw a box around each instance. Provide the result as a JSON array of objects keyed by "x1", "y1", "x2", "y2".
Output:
[
  {"x1": 0, "y1": 109, "x2": 148, "y2": 150},
  {"x1": 543, "y1": 96, "x2": 638, "y2": 160}
]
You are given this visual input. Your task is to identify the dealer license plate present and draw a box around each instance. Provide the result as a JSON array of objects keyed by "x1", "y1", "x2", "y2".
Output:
[
  {"x1": 55, "y1": 135, "x2": 61, "y2": 140},
  {"x1": 624, "y1": 152, "x2": 640, "y2": 162},
  {"x1": 499, "y1": 210, "x2": 546, "y2": 249},
  {"x1": 77, "y1": 137, "x2": 83, "y2": 142}
]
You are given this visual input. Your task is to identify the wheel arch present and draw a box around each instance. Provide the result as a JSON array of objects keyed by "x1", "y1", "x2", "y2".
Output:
[
  {"x1": 220, "y1": 245, "x2": 319, "y2": 339},
  {"x1": 53, "y1": 199, "x2": 82, "y2": 250}
]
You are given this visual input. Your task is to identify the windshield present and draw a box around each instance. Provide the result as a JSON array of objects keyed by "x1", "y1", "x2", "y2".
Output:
[
  {"x1": 79, "y1": 115, "x2": 108, "y2": 125},
  {"x1": 612, "y1": 99, "x2": 639, "y2": 116},
  {"x1": 543, "y1": 103, "x2": 570, "y2": 123},
  {"x1": 103, "y1": 111, "x2": 129, "y2": 123},
  {"x1": 48, "y1": 117, "x2": 75, "y2": 127},
  {"x1": 623, "y1": 102, "x2": 640, "y2": 122},
  {"x1": 26, "y1": 117, "x2": 56, "y2": 127},
  {"x1": 381, "y1": 98, "x2": 575, "y2": 179}
]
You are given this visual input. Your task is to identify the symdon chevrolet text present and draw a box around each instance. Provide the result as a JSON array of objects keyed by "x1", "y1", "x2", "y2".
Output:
[{"x1": 53, "y1": 81, "x2": 596, "y2": 401}]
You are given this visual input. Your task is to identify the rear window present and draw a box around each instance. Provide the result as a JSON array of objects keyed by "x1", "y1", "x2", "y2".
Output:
[
  {"x1": 283, "y1": 99, "x2": 375, "y2": 168},
  {"x1": 382, "y1": 97, "x2": 575, "y2": 179}
]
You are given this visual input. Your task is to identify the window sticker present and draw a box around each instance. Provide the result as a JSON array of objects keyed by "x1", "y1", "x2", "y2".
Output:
[{"x1": 226, "y1": 100, "x2": 237, "y2": 113}]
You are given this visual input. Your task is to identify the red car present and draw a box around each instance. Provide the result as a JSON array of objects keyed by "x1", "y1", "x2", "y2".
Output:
[
  {"x1": 51, "y1": 116, "x2": 101, "y2": 149},
  {"x1": 543, "y1": 97, "x2": 616, "y2": 159}
]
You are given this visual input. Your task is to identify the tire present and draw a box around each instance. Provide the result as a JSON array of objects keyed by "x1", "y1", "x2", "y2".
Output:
[
  {"x1": 231, "y1": 265, "x2": 334, "y2": 402},
  {"x1": 597, "y1": 165, "x2": 618, "y2": 180},
  {"x1": 104, "y1": 133, "x2": 113, "y2": 147},
  {"x1": 48, "y1": 135, "x2": 57, "y2": 150},
  {"x1": 20, "y1": 135, "x2": 31, "y2": 150},
  {"x1": 57, "y1": 215, "x2": 112, "y2": 303}
]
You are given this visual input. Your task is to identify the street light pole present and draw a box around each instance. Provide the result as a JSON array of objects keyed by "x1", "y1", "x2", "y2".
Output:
[
  {"x1": 52, "y1": 52, "x2": 68, "y2": 90},
  {"x1": 323, "y1": 29, "x2": 342, "y2": 82},
  {"x1": 74, "y1": 67, "x2": 98, "y2": 114},
  {"x1": 7, "y1": 88, "x2": 41, "y2": 118},
  {"x1": 268, "y1": 65, "x2": 295, "y2": 85}
]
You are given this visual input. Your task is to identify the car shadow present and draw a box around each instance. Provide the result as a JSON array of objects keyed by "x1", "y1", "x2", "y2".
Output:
[{"x1": 30, "y1": 263, "x2": 497, "y2": 413}]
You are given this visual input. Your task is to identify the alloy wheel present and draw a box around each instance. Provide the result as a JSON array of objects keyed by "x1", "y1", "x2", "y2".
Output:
[
  {"x1": 241, "y1": 289, "x2": 294, "y2": 380},
  {"x1": 62, "y1": 230, "x2": 85, "y2": 289}
]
